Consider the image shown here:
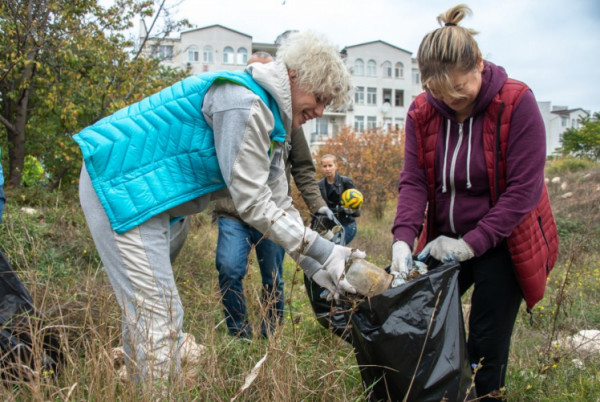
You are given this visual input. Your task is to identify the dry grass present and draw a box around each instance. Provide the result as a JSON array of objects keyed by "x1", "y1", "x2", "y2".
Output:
[
  {"x1": 0, "y1": 201, "x2": 365, "y2": 401},
  {"x1": 1, "y1": 160, "x2": 599, "y2": 400}
]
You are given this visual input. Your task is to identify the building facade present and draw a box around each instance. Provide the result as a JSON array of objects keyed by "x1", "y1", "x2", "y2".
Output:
[
  {"x1": 142, "y1": 25, "x2": 424, "y2": 148},
  {"x1": 335, "y1": 41, "x2": 421, "y2": 141},
  {"x1": 143, "y1": 24, "x2": 584, "y2": 155},
  {"x1": 537, "y1": 102, "x2": 590, "y2": 156},
  {"x1": 142, "y1": 24, "x2": 254, "y2": 74}
]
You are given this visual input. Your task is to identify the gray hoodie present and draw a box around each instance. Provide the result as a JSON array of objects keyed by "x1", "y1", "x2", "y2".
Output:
[{"x1": 199, "y1": 61, "x2": 333, "y2": 276}]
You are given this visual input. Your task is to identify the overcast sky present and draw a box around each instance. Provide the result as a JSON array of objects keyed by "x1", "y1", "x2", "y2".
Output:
[{"x1": 167, "y1": 0, "x2": 600, "y2": 113}]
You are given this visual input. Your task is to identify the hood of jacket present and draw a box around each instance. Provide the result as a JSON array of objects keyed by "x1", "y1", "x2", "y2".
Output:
[
  {"x1": 246, "y1": 61, "x2": 293, "y2": 134},
  {"x1": 424, "y1": 60, "x2": 508, "y2": 121}
]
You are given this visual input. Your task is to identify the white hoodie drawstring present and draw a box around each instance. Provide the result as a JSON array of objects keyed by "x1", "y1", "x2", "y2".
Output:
[
  {"x1": 466, "y1": 117, "x2": 473, "y2": 189},
  {"x1": 442, "y1": 119, "x2": 450, "y2": 193}
]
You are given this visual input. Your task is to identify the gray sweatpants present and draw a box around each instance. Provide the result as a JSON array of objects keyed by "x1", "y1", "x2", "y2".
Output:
[{"x1": 79, "y1": 165, "x2": 198, "y2": 382}]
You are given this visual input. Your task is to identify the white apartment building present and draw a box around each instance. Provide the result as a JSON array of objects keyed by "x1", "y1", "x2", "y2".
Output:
[
  {"x1": 142, "y1": 25, "x2": 424, "y2": 148},
  {"x1": 333, "y1": 41, "x2": 422, "y2": 144},
  {"x1": 143, "y1": 24, "x2": 586, "y2": 155},
  {"x1": 142, "y1": 24, "x2": 254, "y2": 74},
  {"x1": 537, "y1": 102, "x2": 590, "y2": 156}
]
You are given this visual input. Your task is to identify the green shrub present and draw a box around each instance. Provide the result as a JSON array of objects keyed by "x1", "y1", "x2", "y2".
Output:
[
  {"x1": 22, "y1": 155, "x2": 47, "y2": 187},
  {"x1": 555, "y1": 216, "x2": 585, "y2": 239},
  {"x1": 546, "y1": 157, "x2": 597, "y2": 176}
]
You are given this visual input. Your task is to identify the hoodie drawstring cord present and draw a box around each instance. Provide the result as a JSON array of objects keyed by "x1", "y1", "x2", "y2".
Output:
[
  {"x1": 466, "y1": 117, "x2": 473, "y2": 189},
  {"x1": 442, "y1": 119, "x2": 450, "y2": 193}
]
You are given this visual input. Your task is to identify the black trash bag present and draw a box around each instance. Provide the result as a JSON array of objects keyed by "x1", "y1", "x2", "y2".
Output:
[
  {"x1": 348, "y1": 260, "x2": 473, "y2": 402},
  {"x1": 304, "y1": 213, "x2": 352, "y2": 341},
  {"x1": 303, "y1": 273, "x2": 352, "y2": 342},
  {"x1": 0, "y1": 250, "x2": 62, "y2": 381}
]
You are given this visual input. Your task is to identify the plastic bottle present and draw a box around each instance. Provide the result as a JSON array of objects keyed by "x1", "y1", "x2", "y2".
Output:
[{"x1": 345, "y1": 258, "x2": 393, "y2": 297}]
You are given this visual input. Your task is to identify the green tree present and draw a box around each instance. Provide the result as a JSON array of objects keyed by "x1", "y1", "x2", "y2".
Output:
[
  {"x1": 558, "y1": 112, "x2": 600, "y2": 161},
  {"x1": 314, "y1": 127, "x2": 404, "y2": 220},
  {"x1": 0, "y1": 0, "x2": 190, "y2": 188}
]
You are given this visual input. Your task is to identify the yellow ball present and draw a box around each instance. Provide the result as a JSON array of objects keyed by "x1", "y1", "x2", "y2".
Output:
[{"x1": 341, "y1": 188, "x2": 363, "y2": 210}]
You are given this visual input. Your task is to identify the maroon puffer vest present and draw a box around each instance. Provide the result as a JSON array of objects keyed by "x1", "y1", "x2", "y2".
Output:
[{"x1": 409, "y1": 79, "x2": 559, "y2": 309}]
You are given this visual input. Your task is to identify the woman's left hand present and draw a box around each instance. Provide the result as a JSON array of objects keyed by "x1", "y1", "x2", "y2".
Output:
[{"x1": 418, "y1": 235, "x2": 474, "y2": 262}]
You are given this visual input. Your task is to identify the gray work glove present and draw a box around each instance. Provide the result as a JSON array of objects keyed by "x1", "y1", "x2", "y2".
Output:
[
  {"x1": 317, "y1": 206, "x2": 335, "y2": 221},
  {"x1": 311, "y1": 245, "x2": 366, "y2": 298},
  {"x1": 390, "y1": 240, "x2": 413, "y2": 287},
  {"x1": 418, "y1": 235, "x2": 474, "y2": 262}
]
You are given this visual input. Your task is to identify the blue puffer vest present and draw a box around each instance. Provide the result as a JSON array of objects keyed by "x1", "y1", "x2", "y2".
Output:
[{"x1": 74, "y1": 71, "x2": 286, "y2": 234}]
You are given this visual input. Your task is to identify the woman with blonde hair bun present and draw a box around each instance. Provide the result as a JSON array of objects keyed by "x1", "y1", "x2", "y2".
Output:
[{"x1": 391, "y1": 4, "x2": 558, "y2": 400}]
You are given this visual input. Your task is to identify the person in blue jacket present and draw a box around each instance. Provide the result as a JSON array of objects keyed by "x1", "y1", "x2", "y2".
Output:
[{"x1": 74, "y1": 31, "x2": 364, "y2": 386}]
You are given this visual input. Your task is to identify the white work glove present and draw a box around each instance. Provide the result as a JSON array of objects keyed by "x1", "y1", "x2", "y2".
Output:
[
  {"x1": 418, "y1": 235, "x2": 474, "y2": 262},
  {"x1": 317, "y1": 206, "x2": 335, "y2": 221},
  {"x1": 390, "y1": 241, "x2": 413, "y2": 287},
  {"x1": 311, "y1": 245, "x2": 366, "y2": 298}
]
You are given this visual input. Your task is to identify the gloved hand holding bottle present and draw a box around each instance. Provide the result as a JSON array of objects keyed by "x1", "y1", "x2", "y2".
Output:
[{"x1": 311, "y1": 245, "x2": 366, "y2": 297}]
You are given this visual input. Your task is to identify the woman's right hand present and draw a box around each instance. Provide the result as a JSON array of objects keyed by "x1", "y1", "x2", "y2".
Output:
[
  {"x1": 391, "y1": 241, "x2": 413, "y2": 285},
  {"x1": 312, "y1": 245, "x2": 366, "y2": 297}
]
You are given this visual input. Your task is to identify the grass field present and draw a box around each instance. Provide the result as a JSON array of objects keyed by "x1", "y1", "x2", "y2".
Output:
[{"x1": 0, "y1": 159, "x2": 599, "y2": 401}]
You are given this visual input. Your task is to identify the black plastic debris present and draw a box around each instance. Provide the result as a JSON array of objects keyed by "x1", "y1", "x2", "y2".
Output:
[
  {"x1": 303, "y1": 273, "x2": 352, "y2": 342},
  {"x1": 0, "y1": 250, "x2": 62, "y2": 381},
  {"x1": 304, "y1": 213, "x2": 352, "y2": 341}
]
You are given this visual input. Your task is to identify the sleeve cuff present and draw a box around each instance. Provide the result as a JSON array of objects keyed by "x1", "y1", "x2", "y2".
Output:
[
  {"x1": 462, "y1": 230, "x2": 492, "y2": 258},
  {"x1": 304, "y1": 234, "x2": 335, "y2": 265},
  {"x1": 392, "y1": 228, "x2": 416, "y2": 251},
  {"x1": 291, "y1": 253, "x2": 322, "y2": 278}
]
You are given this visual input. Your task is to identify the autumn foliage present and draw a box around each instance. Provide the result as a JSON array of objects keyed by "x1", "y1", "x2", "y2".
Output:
[
  {"x1": 304, "y1": 126, "x2": 405, "y2": 220},
  {"x1": 0, "y1": 0, "x2": 191, "y2": 188}
]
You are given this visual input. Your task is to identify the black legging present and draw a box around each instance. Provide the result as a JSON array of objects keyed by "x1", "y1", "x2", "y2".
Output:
[{"x1": 458, "y1": 242, "x2": 523, "y2": 400}]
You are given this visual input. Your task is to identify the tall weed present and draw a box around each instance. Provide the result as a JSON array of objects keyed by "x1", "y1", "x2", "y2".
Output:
[{"x1": 1, "y1": 163, "x2": 599, "y2": 400}]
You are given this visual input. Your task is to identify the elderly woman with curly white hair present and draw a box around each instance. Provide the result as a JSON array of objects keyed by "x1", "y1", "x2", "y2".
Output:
[{"x1": 74, "y1": 30, "x2": 361, "y2": 386}]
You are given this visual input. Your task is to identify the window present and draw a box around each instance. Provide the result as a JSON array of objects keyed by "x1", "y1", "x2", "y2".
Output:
[
  {"x1": 152, "y1": 44, "x2": 173, "y2": 60},
  {"x1": 561, "y1": 116, "x2": 568, "y2": 127},
  {"x1": 354, "y1": 116, "x2": 365, "y2": 132},
  {"x1": 383, "y1": 88, "x2": 392, "y2": 104},
  {"x1": 354, "y1": 59, "x2": 364, "y2": 76},
  {"x1": 383, "y1": 118, "x2": 392, "y2": 132},
  {"x1": 394, "y1": 118, "x2": 405, "y2": 130},
  {"x1": 382, "y1": 61, "x2": 392, "y2": 78},
  {"x1": 412, "y1": 68, "x2": 420, "y2": 85},
  {"x1": 315, "y1": 118, "x2": 328, "y2": 135},
  {"x1": 395, "y1": 62, "x2": 404, "y2": 78},
  {"x1": 367, "y1": 60, "x2": 377, "y2": 77},
  {"x1": 223, "y1": 46, "x2": 234, "y2": 64},
  {"x1": 236, "y1": 47, "x2": 248, "y2": 65},
  {"x1": 355, "y1": 86, "x2": 365, "y2": 104},
  {"x1": 395, "y1": 90, "x2": 404, "y2": 107},
  {"x1": 367, "y1": 116, "x2": 377, "y2": 129},
  {"x1": 367, "y1": 87, "x2": 377, "y2": 105},
  {"x1": 203, "y1": 45, "x2": 213, "y2": 63},
  {"x1": 188, "y1": 46, "x2": 199, "y2": 62}
]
